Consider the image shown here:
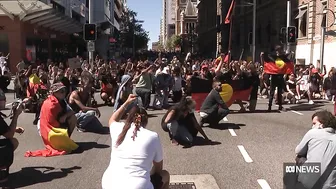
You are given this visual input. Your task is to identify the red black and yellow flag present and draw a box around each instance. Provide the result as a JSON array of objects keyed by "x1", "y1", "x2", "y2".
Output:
[
  {"x1": 191, "y1": 76, "x2": 252, "y2": 111},
  {"x1": 263, "y1": 53, "x2": 294, "y2": 75}
]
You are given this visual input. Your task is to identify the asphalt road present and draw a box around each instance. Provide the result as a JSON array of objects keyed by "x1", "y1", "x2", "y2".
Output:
[{"x1": 1, "y1": 85, "x2": 334, "y2": 189}]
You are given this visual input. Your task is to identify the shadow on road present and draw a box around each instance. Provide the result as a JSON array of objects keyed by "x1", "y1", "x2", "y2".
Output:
[
  {"x1": 71, "y1": 142, "x2": 110, "y2": 154},
  {"x1": 4, "y1": 166, "x2": 81, "y2": 188},
  {"x1": 289, "y1": 103, "x2": 325, "y2": 112},
  {"x1": 207, "y1": 123, "x2": 246, "y2": 130},
  {"x1": 192, "y1": 136, "x2": 221, "y2": 146}
]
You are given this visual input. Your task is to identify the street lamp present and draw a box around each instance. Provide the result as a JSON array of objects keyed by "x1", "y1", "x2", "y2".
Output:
[{"x1": 319, "y1": 8, "x2": 336, "y2": 70}]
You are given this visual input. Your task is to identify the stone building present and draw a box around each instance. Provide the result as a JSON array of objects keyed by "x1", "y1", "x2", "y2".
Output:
[{"x1": 295, "y1": 0, "x2": 336, "y2": 71}]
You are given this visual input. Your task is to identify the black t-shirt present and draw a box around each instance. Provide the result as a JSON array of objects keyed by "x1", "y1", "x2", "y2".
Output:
[
  {"x1": 0, "y1": 116, "x2": 9, "y2": 136},
  {"x1": 310, "y1": 73, "x2": 321, "y2": 86}
]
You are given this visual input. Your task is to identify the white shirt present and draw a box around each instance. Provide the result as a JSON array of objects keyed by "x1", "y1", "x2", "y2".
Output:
[
  {"x1": 102, "y1": 122, "x2": 163, "y2": 189},
  {"x1": 172, "y1": 76, "x2": 182, "y2": 91},
  {"x1": 0, "y1": 56, "x2": 6, "y2": 68}
]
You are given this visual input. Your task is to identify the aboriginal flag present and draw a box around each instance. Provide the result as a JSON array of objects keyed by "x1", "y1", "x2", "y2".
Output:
[
  {"x1": 215, "y1": 54, "x2": 229, "y2": 66},
  {"x1": 263, "y1": 53, "x2": 294, "y2": 75},
  {"x1": 191, "y1": 75, "x2": 252, "y2": 111}
]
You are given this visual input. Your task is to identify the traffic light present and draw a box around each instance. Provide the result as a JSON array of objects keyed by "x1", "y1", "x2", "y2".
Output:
[
  {"x1": 287, "y1": 26, "x2": 297, "y2": 43},
  {"x1": 279, "y1": 27, "x2": 286, "y2": 44},
  {"x1": 84, "y1": 24, "x2": 97, "y2": 41}
]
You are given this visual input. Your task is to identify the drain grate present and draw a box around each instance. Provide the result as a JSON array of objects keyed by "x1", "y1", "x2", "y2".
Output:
[{"x1": 169, "y1": 182, "x2": 196, "y2": 189}]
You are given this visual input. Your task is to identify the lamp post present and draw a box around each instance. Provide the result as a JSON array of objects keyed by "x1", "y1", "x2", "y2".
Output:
[{"x1": 319, "y1": 8, "x2": 336, "y2": 70}]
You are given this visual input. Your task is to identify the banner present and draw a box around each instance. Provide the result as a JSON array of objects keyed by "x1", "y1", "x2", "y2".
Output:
[{"x1": 68, "y1": 58, "x2": 81, "y2": 69}]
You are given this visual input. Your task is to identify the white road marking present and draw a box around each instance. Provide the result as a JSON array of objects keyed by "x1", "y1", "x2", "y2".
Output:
[
  {"x1": 6, "y1": 103, "x2": 12, "y2": 107},
  {"x1": 223, "y1": 117, "x2": 228, "y2": 122},
  {"x1": 290, "y1": 110, "x2": 303, "y2": 115},
  {"x1": 228, "y1": 129, "x2": 237, "y2": 136},
  {"x1": 257, "y1": 179, "x2": 271, "y2": 189},
  {"x1": 237, "y1": 145, "x2": 253, "y2": 163}
]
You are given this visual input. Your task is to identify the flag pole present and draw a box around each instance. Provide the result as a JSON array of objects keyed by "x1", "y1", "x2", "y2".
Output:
[{"x1": 228, "y1": 1, "x2": 235, "y2": 62}]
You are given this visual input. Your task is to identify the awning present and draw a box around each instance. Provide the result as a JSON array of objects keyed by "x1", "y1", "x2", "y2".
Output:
[
  {"x1": 295, "y1": 9, "x2": 307, "y2": 19},
  {"x1": 0, "y1": 0, "x2": 83, "y2": 34}
]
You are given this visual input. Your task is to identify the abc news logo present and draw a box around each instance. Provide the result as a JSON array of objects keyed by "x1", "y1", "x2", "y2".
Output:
[{"x1": 284, "y1": 163, "x2": 321, "y2": 174}]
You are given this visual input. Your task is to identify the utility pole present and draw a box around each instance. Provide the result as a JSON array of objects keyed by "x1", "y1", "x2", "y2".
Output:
[
  {"x1": 132, "y1": 15, "x2": 135, "y2": 58},
  {"x1": 252, "y1": 0, "x2": 256, "y2": 63},
  {"x1": 320, "y1": 10, "x2": 327, "y2": 70},
  {"x1": 286, "y1": 1, "x2": 291, "y2": 53},
  {"x1": 89, "y1": 0, "x2": 94, "y2": 63}
]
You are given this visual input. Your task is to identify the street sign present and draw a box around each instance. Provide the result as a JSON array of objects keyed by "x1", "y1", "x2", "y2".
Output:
[{"x1": 87, "y1": 41, "x2": 95, "y2": 52}]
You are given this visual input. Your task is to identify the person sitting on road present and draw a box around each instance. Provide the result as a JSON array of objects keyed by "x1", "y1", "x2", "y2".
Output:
[
  {"x1": 161, "y1": 97, "x2": 210, "y2": 146},
  {"x1": 113, "y1": 75, "x2": 133, "y2": 112},
  {"x1": 25, "y1": 83, "x2": 79, "y2": 157},
  {"x1": 68, "y1": 74, "x2": 103, "y2": 132},
  {"x1": 0, "y1": 104, "x2": 24, "y2": 185},
  {"x1": 100, "y1": 76, "x2": 114, "y2": 106},
  {"x1": 292, "y1": 110, "x2": 336, "y2": 189},
  {"x1": 103, "y1": 94, "x2": 170, "y2": 189},
  {"x1": 199, "y1": 80, "x2": 230, "y2": 127}
]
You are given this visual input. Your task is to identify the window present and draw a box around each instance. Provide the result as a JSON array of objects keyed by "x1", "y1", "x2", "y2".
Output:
[
  {"x1": 321, "y1": 1, "x2": 328, "y2": 28},
  {"x1": 295, "y1": 6, "x2": 308, "y2": 38}
]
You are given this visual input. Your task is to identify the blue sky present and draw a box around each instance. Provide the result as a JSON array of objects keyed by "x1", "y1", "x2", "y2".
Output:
[{"x1": 127, "y1": 0, "x2": 162, "y2": 49}]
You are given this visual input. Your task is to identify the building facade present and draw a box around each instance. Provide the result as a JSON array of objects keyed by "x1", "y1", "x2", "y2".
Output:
[
  {"x1": 295, "y1": 0, "x2": 336, "y2": 72},
  {"x1": 0, "y1": 0, "x2": 87, "y2": 71},
  {"x1": 162, "y1": 0, "x2": 168, "y2": 46},
  {"x1": 230, "y1": 0, "x2": 298, "y2": 61},
  {"x1": 197, "y1": 0, "x2": 217, "y2": 57}
]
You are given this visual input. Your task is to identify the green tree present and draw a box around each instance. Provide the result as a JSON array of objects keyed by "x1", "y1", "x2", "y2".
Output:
[
  {"x1": 171, "y1": 35, "x2": 182, "y2": 48},
  {"x1": 120, "y1": 9, "x2": 150, "y2": 52},
  {"x1": 165, "y1": 37, "x2": 174, "y2": 51}
]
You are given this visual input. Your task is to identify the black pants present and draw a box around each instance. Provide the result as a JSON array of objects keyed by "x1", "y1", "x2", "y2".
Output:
[
  {"x1": 269, "y1": 74, "x2": 285, "y2": 107},
  {"x1": 135, "y1": 88, "x2": 151, "y2": 109},
  {"x1": 0, "y1": 76, "x2": 10, "y2": 92},
  {"x1": 172, "y1": 90, "x2": 182, "y2": 103},
  {"x1": 202, "y1": 107, "x2": 230, "y2": 125}
]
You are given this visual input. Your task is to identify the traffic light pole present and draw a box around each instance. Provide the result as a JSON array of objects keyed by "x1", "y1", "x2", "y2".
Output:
[
  {"x1": 252, "y1": 0, "x2": 256, "y2": 63},
  {"x1": 89, "y1": 0, "x2": 94, "y2": 63},
  {"x1": 286, "y1": 1, "x2": 291, "y2": 54},
  {"x1": 320, "y1": 15, "x2": 326, "y2": 70}
]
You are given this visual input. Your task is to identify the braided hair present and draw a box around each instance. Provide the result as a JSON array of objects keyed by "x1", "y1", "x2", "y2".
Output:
[{"x1": 115, "y1": 106, "x2": 148, "y2": 147}]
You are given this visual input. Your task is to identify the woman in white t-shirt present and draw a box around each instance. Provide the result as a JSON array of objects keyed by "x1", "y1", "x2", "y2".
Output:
[{"x1": 102, "y1": 94, "x2": 170, "y2": 189}]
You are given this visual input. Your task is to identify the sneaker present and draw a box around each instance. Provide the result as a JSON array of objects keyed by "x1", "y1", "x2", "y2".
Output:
[
  {"x1": 77, "y1": 127, "x2": 86, "y2": 133},
  {"x1": 308, "y1": 100, "x2": 314, "y2": 105}
]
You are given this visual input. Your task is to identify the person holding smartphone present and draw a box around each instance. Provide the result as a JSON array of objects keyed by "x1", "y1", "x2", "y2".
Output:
[{"x1": 0, "y1": 103, "x2": 24, "y2": 185}]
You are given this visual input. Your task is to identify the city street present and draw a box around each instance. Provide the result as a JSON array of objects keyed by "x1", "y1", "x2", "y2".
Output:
[{"x1": 1, "y1": 83, "x2": 334, "y2": 189}]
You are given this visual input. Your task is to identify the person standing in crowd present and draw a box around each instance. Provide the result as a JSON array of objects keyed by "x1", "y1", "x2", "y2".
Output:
[
  {"x1": 292, "y1": 110, "x2": 336, "y2": 189},
  {"x1": 0, "y1": 52, "x2": 9, "y2": 72},
  {"x1": 161, "y1": 97, "x2": 210, "y2": 146},
  {"x1": 199, "y1": 80, "x2": 230, "y2": 127},
  {"x1": 330, "y1": 68, "x2": 336, "y2": 115},
  {"x1": 171, "y1": 67, "x2": 183, "y2": 103},
  {"x1": 102, "y1": 94, "x2": 170, "y2": 189},
  {"x1": 261, "y1": 45, "x2": 287, "y2": 111},
  {"x1": 0, "y1": 103, "x2": 24, "y2": 185},
  {"x1": 68, "y1": 75, "x2": 103, "y2": 132},
  {"x1": 133, "y1": 63, "x2": 154, "y2": 110}
]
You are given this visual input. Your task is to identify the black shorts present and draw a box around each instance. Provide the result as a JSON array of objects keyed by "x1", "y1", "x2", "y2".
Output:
[
  {"x1": 0, "y1": 139, "x2": 13, "y2": 181},
  {"x1": 151, "y1": 173, "x2": 163, "y2": 189}
]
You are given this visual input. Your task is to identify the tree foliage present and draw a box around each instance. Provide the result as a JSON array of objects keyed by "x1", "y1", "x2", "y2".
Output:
[
  {"x1": 120, "y1": 9, "x2": 150, "y2": 51},
  {"x1": 170, "y1": 35, "x2": 182, "y2": 48}
]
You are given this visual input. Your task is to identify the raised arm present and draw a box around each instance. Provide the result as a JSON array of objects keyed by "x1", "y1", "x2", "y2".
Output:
[{"x1": 109, "y1": 94, "x2": 137, "y2": 125}]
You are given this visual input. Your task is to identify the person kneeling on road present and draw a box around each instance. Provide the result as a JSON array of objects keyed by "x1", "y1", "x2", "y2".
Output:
[
  {"x1": 68, "y1": 74, "x2": 103, "y2": 132},
  {"x1": 0, "y1": 104, "x2": 24, "y2": 186},
  {"x1": 199, "y1": 81, "x2": 230, "y2": 127},
  {"x1": 25, "y1": 83, "x2": 79, "y2": 157},
  {"x1": 161, "y1": 97, "x2": 211, "y2": 146}
]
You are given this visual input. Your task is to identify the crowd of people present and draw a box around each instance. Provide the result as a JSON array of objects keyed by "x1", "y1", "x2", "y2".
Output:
[{"x1": 0, "y1": 45, "x2": 336, "y2": 188}]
